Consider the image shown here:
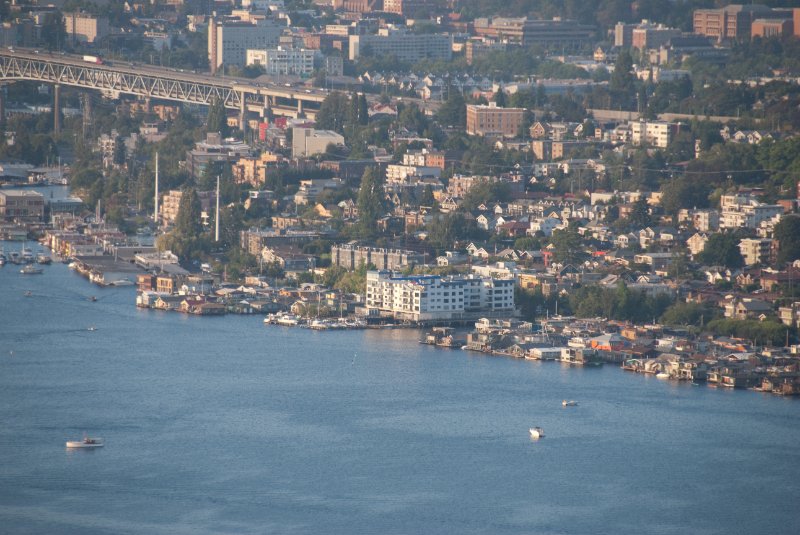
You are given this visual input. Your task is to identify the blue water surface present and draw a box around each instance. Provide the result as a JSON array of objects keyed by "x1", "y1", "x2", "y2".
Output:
[{"x1": 1, "y1": 243, "x2": 799, "y2": 534}]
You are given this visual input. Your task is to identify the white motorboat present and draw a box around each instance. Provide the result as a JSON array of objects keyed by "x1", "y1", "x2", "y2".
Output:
[
  {"x1": 562, "y1": 400, "x2": 578, "y2": 407},
  {"x1": 656, "y1": 372, "x2": 670, "y2": 379},
  {"x1": 275, "y1": 313, "x2": 302, "y2": 326},
  {"x1": 529, "y1": 427, "x2": 545, "y2": 439},
  {"x1": 21, "y1": 247, "x2": 34, "y2": 264},
  {"x1": 66, "y1": 436, "x2": 104, "y2": 448},
  {"x1": 20, "y1": 265, "x2": 43, "y2": 274},
  {"x1": 107, "y1": 278, "x2": 133, "y2": 286}
]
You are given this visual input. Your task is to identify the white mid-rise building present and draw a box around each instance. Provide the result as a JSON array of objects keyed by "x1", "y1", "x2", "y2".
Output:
[
  {"x1": 630, "y1": 120, "x2": 676, "y2": 148},
  {"x1": 719, "y1": 193, "x2": 783, "y2": 230},
  {"x1": 365, "y1": 271, "x2": 515, "y2": 322},
  {"x1": 209, "y1": 18, "x2": 284, "y2": 70},
  {"x1": 349, "y1": 27, "x2": 452, "y2": 62},
  {"x1": 246, "y1": 47, "x2": 315, "y2": 76},
  {"x1": 291, "y1": 128, "x2": 345, "y2": 158}
]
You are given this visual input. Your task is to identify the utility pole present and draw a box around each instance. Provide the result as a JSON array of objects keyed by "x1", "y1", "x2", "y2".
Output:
[
  {"x1": 215, "y1": 175, "x2": 220, "y2": 242},
  {"x1": 154, "y1": 152, "x2": 159, "y2": 224}
]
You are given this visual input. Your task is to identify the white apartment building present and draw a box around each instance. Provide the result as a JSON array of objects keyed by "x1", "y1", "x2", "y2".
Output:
[
  {"x1": 208, "y1": 19, "x2": 283, "y2": 70},
  {"x1": 739, "y1": 238, "x2": 774, "y2": 266},
  {"x1": 349, "y1": 27, "x2": 452, "y2": 62},
  {"x1": 719, "y1": 193, "x2": 783, "y2": 230},
  {"x1": 291, "y1": 128, "x2": 345, "y2": 158},
  {"x1": 63, "y1": 12, "x2": 109, "y2": 44},
  {"x1": 246, "y1": 47, "x2": 315, "y2": 76},
  {"x1": 385, "y1": 164, "x2": 441, "y2": 184},
  {"x1": 365, "y1": 271, "x2": 515, "y2": 322},
  {"x1": 630, "y1": 120, "x2": 675, "y2": 148}
]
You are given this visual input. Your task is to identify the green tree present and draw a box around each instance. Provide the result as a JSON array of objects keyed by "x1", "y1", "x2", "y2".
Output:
[
  {"x1": 358, "y1": 94, "x2": 369, "y2": 126},
  {"x1": 550, "y1": 226, "x2": 586, "y2": 265},
  {"x1": 698, "y1": 233, "x2": 744, "y2": 268},
  {"x1": 316, "y1": 92, "x2": 349, "y2": 133},
  {"x1": 774, "y1": 215, "x2": 800, "y2": 265},
  {"x1": 626, "y1": 198, "x2": 652, "y2": 229},
  {"x1": 176, "y1": 188, "x2": 203, "y2": 237},
  {"x1": 355, "y1": 167, "x2": 384, "y2": 240},
  {"x1": 206, "y1": 98, "x2": 229, "y2": 137},
  {"x1": 610, "y1": 49, "x2": 635, "y2": 109},
  {"x1": 437, "y1": 85, "x2": 466, "y2": 128},
  {"x1": 660, "y1": 176, "x2": 711, "y2": 217},
  {"x1": 494, "y1": 87, "x2": 507, "y2": 107},
  {"x1": 113, "y1": 135, "x2": 126, "y2": 166}
]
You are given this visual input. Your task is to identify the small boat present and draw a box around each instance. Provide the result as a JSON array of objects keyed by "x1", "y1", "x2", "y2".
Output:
[
  {"x1": 66, "y1": 436, "x2": 104, "y2": 448},
  {"x1": 562, "y1": 400, "x2": 578, "y2": 407},
  {"x1": 656, "y1": 372, "x2": 670, "y2": 379},
  {"x1": 87, "y1": 326, "x2": 97, "y2": 331},
  {"x1": 89, "y1": 296, "x2": 97, "y2": 302},
  {"x1": 20, "y1": 265, "x2": 43, "y2": 274},
  {"x1": 36, "y1": 253, "x2": 52, "y2": 264},
  {"x1": 529, "y1": 427, "x2": 545, "y2": 439},
  {"x1": 24, "y1": 291, "x2": 32, "y2": 297},
  {"x1": 21, "y1": 247, "x2": 34, "y2": 264},
  {"x1": 275, "y1": 313, "x2": 302, "y2": 326},
  {"x1": 9, "y1": 251, "x2": 20, "y2": 264}
]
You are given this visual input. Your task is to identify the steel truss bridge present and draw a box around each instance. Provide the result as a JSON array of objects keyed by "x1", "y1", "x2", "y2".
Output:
[{"x1": 0, "y1": 48, "x2": 328, "y2": 125}]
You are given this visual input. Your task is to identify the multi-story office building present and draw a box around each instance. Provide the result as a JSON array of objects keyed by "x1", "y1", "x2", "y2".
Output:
[
  {"x1": 464, "y1": 38, "x2": 506, "y2": 64},
  {"x1": 0, "y1": 190, "x2": 44, "y2": 221},
  {"x1": 208, "y1": 17, "x2": 283, "y2": 71},
  {"x1": 466, "y1": 103, "x2": 525, "y2": 138},
  {"x1": 291, "y1": 128, "x2": 345, "y2": 158},
  {"x1": 693, "y1": 4, "x2": 788, "y2": 41},
  {"x1": 331, "y1": 244, "x2": 425, "y2": 271},
  {"x1": 349, "y1": 27, "x2": 452, "y2": 62},
  {"x1": 365, "y1": 271, "x2": 515, "y2": 322},
  {"x1": 246, "y1": 47, "x2": 316, "y2": 76},
  {"x1": 382, "y1": 0, "x2": 438, "y2": 18},
  {"x1": 615, "y1": 20, "x2": 681, "y2": 49},
  {"x1": 473, "y1": 17, "x2": 594, "y2": 48},
  {"x1": 63, "y1": 12, "x2": 109, "y2": 44},
  {"x1": 185, "y1": 133, "x2": 251, "y2": 179}
]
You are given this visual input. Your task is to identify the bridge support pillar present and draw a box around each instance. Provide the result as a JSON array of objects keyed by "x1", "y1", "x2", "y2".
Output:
[
  {"x1": 239, "y1": 91, "x2": 246, "y2": 136},
  {"x1": 297, "y1": 98, "x2": 304, "y2": 118},
  {"x1": 0, "y1": 84, "x2": 5, "y2": 124},
  {"x1": 82, "y1": 93, "x2": 93, "y2": 137},
  {"x1": 53, "y1": 84, "x2": 61, "y2": 136}
]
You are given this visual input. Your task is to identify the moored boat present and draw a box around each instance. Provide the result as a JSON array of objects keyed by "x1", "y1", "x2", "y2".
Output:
[
  {"x1": 562, "y1": 400, "x2": 578, "y2": 407},
  {"x1": 529, "y1": 427, "x2": 545, "y2": 439}
]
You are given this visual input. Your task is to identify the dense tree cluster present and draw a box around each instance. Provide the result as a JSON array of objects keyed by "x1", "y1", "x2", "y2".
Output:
[{"x1": 568, "y1": 282, "x2": 674, "y2": 323}]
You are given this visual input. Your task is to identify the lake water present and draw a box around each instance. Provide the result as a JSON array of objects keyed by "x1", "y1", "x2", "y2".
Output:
[{"x1": 1, "y1": 243, "x2": 800, "y2": 534}]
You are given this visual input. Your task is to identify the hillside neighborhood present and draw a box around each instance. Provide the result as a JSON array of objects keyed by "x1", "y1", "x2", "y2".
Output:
[{"x1": 3, "y1": 1, "x2": 800, "y2": 393}]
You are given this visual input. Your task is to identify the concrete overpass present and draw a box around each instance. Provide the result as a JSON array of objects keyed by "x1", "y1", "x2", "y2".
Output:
[{"x1": 0, "y1": 48, "x2": 329, "y2": 132}]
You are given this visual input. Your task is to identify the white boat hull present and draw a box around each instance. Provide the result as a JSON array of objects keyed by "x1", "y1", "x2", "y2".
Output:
[
  {"x1": 529, "y1": 427, "x2": 545, "y2": 439},
  {"x1": 66, "y1": 440, "x2": 103, "y2": 448}
]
